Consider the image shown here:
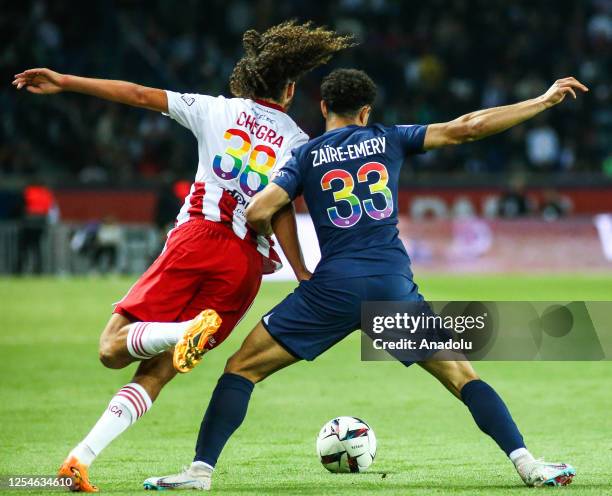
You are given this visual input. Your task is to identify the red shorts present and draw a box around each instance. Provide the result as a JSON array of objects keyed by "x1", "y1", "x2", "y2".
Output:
[{"x1": 115, "y1": 219, "x2": 264, "y2": 350}]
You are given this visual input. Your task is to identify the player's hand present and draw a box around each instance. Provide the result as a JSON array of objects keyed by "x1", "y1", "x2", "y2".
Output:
[
  {"x1": 296, "y1": 269, "x2": 312, "y2": 282},
  {"x1": 12, "y1": 68, "x2": 65, "y2": 94},
  {"x1": 540, "y1": 77, "x2": 588, "y2": 108}
]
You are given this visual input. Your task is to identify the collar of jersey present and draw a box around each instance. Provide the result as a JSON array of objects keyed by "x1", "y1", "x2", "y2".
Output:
[
  {"x1": 254, "y1": 99, "x2": 286, "y2": 113},
  {"x1": 323, "y1": 124, "x2": 360, "y2": 135}
]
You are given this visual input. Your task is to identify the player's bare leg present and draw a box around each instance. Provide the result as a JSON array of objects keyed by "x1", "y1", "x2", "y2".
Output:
[
  {"x1": 98, "y1": 313, "x2": 134, "y2": 369},
  {"x1": 143, "y1": 322, "x2": 298, "y2": 490},
  {"x1": 420, "y1": 353, "x2": 575, "y2": 487},
  {"x1": 98, "y1": 310, "x2": 221, "y2": 371},
  {"x1": 223, "y1": 320, "x2": 299, "y2": 382},
  {"x1": 132, "y1": 350, "x2": 179, "y2": 400},
  {"x1": 59, "y1": 352, "x2": 177, "y2": 491},
  {"x1": 417, "y1": 352, "x2": 479, "y2": 399}
]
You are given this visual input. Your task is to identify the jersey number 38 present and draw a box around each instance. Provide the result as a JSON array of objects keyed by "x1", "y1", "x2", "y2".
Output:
[{"x1": 212, "y1": 128, "x2": 277, "y2": 197}]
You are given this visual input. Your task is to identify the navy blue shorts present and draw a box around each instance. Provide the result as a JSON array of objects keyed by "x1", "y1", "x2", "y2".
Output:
[{"x1": 261, "y1": 274, "x2": 423, "y2": 362}]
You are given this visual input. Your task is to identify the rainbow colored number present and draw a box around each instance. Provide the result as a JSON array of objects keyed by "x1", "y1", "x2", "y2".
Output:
[
  {"x1": 320, "y1": 169, "x2": 363, "y2": 228},
  {"x1": 357, "y1": 162, "x2": 393, "y2": 220},
  {"x1": 213, "y1": 129, "x2": 250, "y2": 180},
  {"x1": 213, "y1": 129, "x2": 277, "y2": 197},
  {"x1": 241, "y1": 144, "x2": 276, "y2": 197},
  {"x1": 321, "y1": 162, "x2": 393, "y2": 228}
]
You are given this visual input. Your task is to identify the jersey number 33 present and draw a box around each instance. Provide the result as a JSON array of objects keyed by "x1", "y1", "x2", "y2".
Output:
[{"x1": 321, "y1": 161, "x2": 393, "y2": 228}]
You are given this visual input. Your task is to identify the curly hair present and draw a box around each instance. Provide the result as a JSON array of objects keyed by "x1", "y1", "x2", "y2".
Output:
[
  {"x1": 230, "y1": 21, "x2": 355, "y2": 101},
  {"x1": 320, "y1": 68, "x2": 377, "y2": 116}
]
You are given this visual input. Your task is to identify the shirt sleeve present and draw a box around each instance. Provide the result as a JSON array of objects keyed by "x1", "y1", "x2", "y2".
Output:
[
  {"x1": 164, "y1": 90, "x2": 216, "y2": 138},
  {"x1": 394, "y1": 124, "x2": 428, "y2": 155},
  {"x1": 270, "y1": 130, "x2": 309, "y2": 200},
  {"x1": 292, "y1": 130, "x2": 309, "y2": 149},
  {"x1": 271, "y1": 151, "x2": 305, "y2": 200}
]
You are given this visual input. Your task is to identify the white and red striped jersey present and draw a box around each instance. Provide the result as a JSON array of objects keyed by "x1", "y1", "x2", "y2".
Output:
[{"x1": 164, "y1": 90, "x2": 308, "y2": 274}]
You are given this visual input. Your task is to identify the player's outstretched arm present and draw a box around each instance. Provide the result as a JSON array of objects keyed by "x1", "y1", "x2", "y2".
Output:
[
  {"x1": 423, "y1": 77, "x2": 588, "y2": 150},
  {"x1": 13, "y1": 68, "x2": 168, "y2": 113}
]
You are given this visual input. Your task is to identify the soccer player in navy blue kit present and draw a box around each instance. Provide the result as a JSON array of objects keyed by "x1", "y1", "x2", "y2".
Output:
[{"x1": 145, "y1": 69, "x2": 587, "y2": 490}]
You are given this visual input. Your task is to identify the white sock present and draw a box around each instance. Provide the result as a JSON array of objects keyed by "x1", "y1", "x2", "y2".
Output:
[
  {"x1": 509, "y1": 447, "x2": 535, "y2": 469},
  {"x1": 70, "y1": 383, "x2": 152, "y2": 466},
  {"x1": 126, "y1": 321, "x2": 189, "y2": 359},
  {"x1": 191, "y1": 461, "x2": 214, "y2": 473}
]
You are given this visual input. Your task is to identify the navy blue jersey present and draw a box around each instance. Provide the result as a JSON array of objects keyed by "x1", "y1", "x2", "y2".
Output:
[{"x1": 272, "y1": 123, "x2": 427, "y2": 279}]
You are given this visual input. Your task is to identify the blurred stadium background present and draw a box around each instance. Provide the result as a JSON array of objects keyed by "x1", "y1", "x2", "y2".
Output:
[{"x1": 1, "y1": 0, "x2": 611, "y2": 276}]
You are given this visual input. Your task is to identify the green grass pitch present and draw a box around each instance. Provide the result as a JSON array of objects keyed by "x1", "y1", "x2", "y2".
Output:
[{"x1": 1, "y1": 274, "x2": 611, "y2": 495}]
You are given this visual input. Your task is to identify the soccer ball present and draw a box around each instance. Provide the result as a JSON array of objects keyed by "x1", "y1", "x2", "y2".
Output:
[{"x1": 316, "y1": 416, "x2": 377, "y2": 473}]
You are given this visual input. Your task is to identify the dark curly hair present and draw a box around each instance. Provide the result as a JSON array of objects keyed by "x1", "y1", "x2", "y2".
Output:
[
  {"x1": 320, "y1": 68, "x2": 377, "y2": 116},
  {"x1": 230, "y1": 21, "x2": 355, "y2": 101}
]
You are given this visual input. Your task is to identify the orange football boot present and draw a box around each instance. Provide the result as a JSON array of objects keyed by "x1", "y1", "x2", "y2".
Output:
[
  {"x1": 58, "y1": 456, "x2": 99, "y2": 492},
  {"x1": 173, "y1": 309, "x2": 222, "y2": 373}
]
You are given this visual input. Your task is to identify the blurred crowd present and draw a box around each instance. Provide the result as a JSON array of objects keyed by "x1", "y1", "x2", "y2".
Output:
[{"x1": 1, "y1": 0, "x2": 611, "y2": 187}]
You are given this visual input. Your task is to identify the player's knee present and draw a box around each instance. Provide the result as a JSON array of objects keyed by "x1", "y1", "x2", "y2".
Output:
[
  {"x1": 98, "y1": 319, "x2": 131, "y2": 369},
  {"x1": 99, "y1": 347, "x2": 121, "y2": 368},
  {"x1": 98, "y1": 338, "x2": 125, "y2": 369}
]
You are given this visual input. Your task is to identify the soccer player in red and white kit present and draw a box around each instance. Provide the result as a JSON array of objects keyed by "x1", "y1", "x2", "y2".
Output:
[{"x1": 13, "y1": 22, "x2": 353, "y2": 492}]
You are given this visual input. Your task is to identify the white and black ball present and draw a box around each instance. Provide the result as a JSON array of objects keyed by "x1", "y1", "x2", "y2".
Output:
[{"x1": 316, "y1": 416, "x2": 377, "y2": 473}]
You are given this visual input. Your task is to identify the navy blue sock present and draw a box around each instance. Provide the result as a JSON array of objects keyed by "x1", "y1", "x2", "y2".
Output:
[
  {"x1": 461, "y1": 379, "x2": 525, "y2": 456},
  {"x1": 194, "y1": 373, "x2": 255, "y2": 466}
]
